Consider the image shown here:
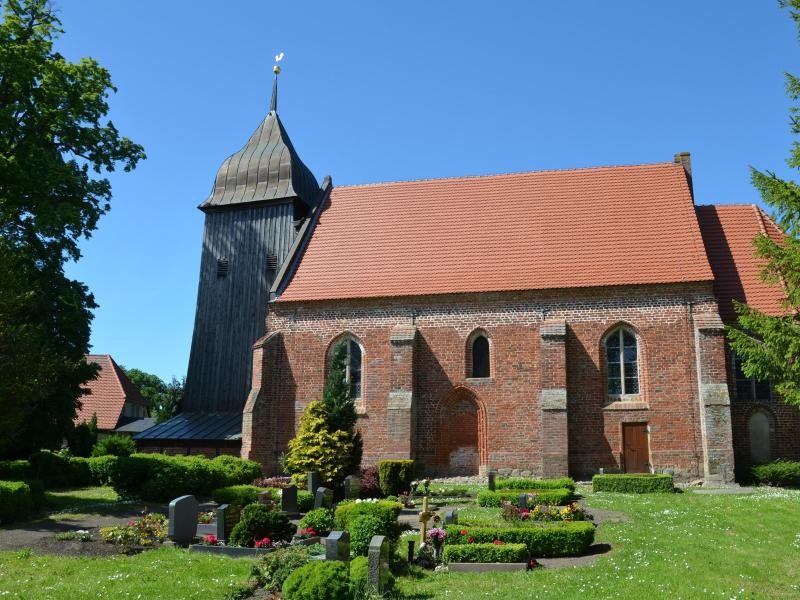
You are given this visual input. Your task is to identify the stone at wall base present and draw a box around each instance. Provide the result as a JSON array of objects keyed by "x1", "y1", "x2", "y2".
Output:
[{"x1": 447, "y1": 562, "x2": 529, "y2": 572}]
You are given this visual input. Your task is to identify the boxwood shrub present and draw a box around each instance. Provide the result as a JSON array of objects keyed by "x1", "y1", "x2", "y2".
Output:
[
  {"x1": 495, "y1": 477, "x2": 576, "y2": 493},
  {"x1": 212, "y1": 485, "x2": 276, "y2": 507},
  {"x1": 377, "y1": 459, "x2": 414, "y2": 496},
  {"x1": 751, "y1": 460, "x2": 800, "y2": 488},
  {"x1": 0, "y1": 480, "x2": 34, "y2": 523},
  {"x1": 282, "y1": 560, "x2": 351, "y2": 600},
  {"x1": 228, "y1": 504, "x2": 296, "y2": 547},
  {"x1": 476, "y1": 488, "x2": 572, "y2": 507},
  {"x1": 297, "y1": 490, "x2": 313, "y2": 512},
  {"x1": 335, "y1": 500, "x2": 402, "y2": 550},
  {"x1": 592, "y1": 473, "x2": 674, "y2": 493},
  {"x1": 0, "y1": 460, "x2": 32, "y2": 481},
  {"x1": 87, "y1": 455, "x2": 118, "y2": 485},
  {"x1": 443, "y1": 542, "x2": 528, "y2": 564},
  {"x1": 109, "y1": 453, "x2": 263, "y2": 501},
  {"x1": 445, "y1": 522, "x2": 595, "y2": 557}
]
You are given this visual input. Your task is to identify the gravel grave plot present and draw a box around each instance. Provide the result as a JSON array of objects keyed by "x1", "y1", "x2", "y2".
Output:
[{"x1": 0, "y1": 503, "x2": 167, "y2": 556}]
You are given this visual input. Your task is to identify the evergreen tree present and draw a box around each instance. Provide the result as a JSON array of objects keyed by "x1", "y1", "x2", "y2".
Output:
[
  {"x1": 728, "y1": 0, "x2": 800, "y2": 406},
  {"x1": 322, "y1": 342, "x2": 362, "y2": 474}
]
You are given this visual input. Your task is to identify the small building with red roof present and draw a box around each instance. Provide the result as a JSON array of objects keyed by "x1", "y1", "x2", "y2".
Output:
[{"x1": 79, "y1": 355, "x2": 152, "y2": 435}]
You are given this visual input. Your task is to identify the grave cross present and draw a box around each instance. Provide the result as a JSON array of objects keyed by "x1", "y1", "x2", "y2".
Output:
[{"x1": 418, "y1": 496, "x2": 433, "y2": 546}]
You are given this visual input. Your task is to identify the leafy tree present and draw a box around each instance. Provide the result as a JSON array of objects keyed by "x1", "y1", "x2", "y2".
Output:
[
  {"x1": 0, "y1": 0, "x2": 145, "y2": 457},
  {"x1": 66, "y1": 413, "x2": 97, "y2": 457},
  {"x1": 322, "y1": 342, "x2": 362, "y2": 473},
  {"x1": 728, "y1": 0, "x2": 800, "y2": 406},
  {"x1": 285, "y1": 400, "x2": 355, "y2": 487},
  {"x1": 123, "y1": 368, "x2": 183, "y2": 423},
  {"x1": 91, "y1": 433, "x2": 135, "y2": 457}
]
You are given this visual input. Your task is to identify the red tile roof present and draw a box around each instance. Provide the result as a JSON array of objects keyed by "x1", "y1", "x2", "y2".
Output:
[
  {"x1": 77, "y1": 355, "x2": 149, "y2": 430},
  {"x1": 278, "y1": 162, "x2": 714, "y2": 302},
  {"x1": 695, "y1": 204, "x2": 787, "y2": 322}
]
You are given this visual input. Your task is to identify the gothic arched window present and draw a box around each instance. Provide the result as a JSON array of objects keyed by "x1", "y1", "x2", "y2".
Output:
[
  {"x1": 605, "y1": 327, "x2": 639, "y2": 396},
  {"x1": 471, "y1": 335, "x2": 490, "y2": 378},
  {"x1": 332, "y1": 336, "x2": 363, "y2": 399}
]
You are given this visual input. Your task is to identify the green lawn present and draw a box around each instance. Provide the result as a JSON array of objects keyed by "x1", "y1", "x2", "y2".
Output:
[
  {"x1": 44, "y1": 486, "x2": 120, "y2": 512},
  {"x1": 0, "y1": 547, "x2": 252, "y2": 600},
  {"x1": 1, "y1": 485, "x2": 798, "y2": 599},
  {"x1": 397, "y1": 486, "x2": 800, "y2": 599}
]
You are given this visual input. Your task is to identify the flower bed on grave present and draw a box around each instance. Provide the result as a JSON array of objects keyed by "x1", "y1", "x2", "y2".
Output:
[
  {"x1": 443, "y1": 542, "x2": 530, "y2": 572},
  {"x1": 476, "y1": 488, "x2": 573, "y2": 507},
  {"x1": 444, "y1": 521, "x2": 595, "y2": 558}
]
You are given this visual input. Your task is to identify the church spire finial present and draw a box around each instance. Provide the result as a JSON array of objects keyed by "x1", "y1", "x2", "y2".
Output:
[{"x1": 270, "y1": 52, "x2": 284, "y2": 113}]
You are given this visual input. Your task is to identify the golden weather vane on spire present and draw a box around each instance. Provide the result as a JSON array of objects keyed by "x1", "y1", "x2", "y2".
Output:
[{"x1": 273, "y1": 52, "x2": 284, "y2": 75}]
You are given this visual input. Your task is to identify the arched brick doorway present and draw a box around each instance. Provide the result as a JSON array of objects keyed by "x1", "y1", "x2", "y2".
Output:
[{"x1": 435, "y1": 387, "x2": 487, "y2": 476}]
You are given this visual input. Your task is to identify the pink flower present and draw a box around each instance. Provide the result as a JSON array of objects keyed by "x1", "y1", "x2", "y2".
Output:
[
  {"x1": 254, "y1": 537, "x2": 271, "y2": 548},
  {"x1": 203, "y1": 534, "x2": 218, "y2": 545}
]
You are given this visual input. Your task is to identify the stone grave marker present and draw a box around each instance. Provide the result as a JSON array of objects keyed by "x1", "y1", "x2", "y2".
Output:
[
  {"x1": 314, "y1": 486, "x2": 332, "y2": 509},
  {"x1": 307, "y1": 472, "x2": 321, "y2": 496},
  {"x1": 444, "y1": 508, "x2": 458, "y2": 525},
  {"x1": 281, "y1": 485, "x2": 298, "y2": 514},
  {"x1": 168, "y1": 495, "x2": 198, "y2": 546},
  {"x1": 214, "y1": 503, "x2": 230, "y2": 541},
  {"x1": 487, "y1": 470, "x2": 496, "y2": 491},
  {"x1": 257, "y1": 491, "x2": 273, "y2": 505},
  {"x1": 344, "y1": 475, "x2": 361, "y2": 499},
  {"x1": 518, "y1": 493, "x2": 528, "y2": 509},
  {"x1": 325, "y1": 530, "x2": 350, "y2": 562},
  {"x1": 368, "y1": 535, "x2": 389, "y2": 594}
]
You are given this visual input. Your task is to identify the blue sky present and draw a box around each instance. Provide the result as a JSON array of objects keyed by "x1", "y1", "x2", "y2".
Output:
[{"x1": 54, "y1": 1, "x2": 797, "y2": 382}]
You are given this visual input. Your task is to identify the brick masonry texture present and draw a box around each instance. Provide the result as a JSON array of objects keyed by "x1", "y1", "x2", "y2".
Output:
[{"x1": 242, "y1": 282, "x2": 744, "y2": 480}]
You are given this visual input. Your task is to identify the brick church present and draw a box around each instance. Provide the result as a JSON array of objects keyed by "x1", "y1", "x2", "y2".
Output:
[{"x1": 136, "y1": 77, "x2": 799, "y2": 483}]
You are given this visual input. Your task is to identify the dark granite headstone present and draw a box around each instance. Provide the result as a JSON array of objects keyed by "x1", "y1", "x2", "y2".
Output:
[
  {"x1": 281, "y1": 485, "x2": 298, "y2": 513},
  {"x1": 314, "y1": 486, "x2": 332, "y2": 509},
  {"x1": 325, "y1": 530, "x2": 350, "y2": 562},
  {"x1": 215, "y1": 504, "x2": 230, "y2": 541},
  {"x1": 407, "y1": 539, "x2": 415, "y2": 563},
  {"x1": 444, "y1": 508, "x2": 458, "y2": 525},
  {"x1": 487, "y1": 470, "x2": 496, "y2": 491},
  {"x1": 344, "y1": 475, "x2": 361, "y2": 499},
  {"x1": 518, "y1": 493, "x2": 528, "y2": 509},
  {"x1": 307, "y1": 472, "x2": 321, "y2": 495},
  {"x1": 368, "y1": 535, "x2": 389, "y2": 594},
  {"x1": 168, "y1": 495, "x2": 199, "y2": 546}
]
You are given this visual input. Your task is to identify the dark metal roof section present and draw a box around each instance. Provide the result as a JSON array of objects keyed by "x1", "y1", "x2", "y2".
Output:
[
  {"x1": 133, "y1": 412, "x2": 242, "y2": 441},
  {"x1": 114, "y1": 417, "x2": 157, "y2": 434},
  {"x1": 200, "y1": 77, "x2": 320, "y2": 212}
]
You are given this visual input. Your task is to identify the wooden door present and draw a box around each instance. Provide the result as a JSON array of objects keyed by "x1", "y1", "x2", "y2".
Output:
[{"x1": 622, "y1": 423, "x2": 650, "y2": 473}]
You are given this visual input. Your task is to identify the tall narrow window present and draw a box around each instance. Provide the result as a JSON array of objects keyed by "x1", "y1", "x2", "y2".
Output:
[
  {"x1": 606, "y1": 328, "x2": 639, "y2": 396},
  {"x1": 733, "y1": 353, "x2": 771, "y2": 402},
  {"x1": 472, "y1": 335, "x2": 490, "y2": 378},
  {"x1": 345, "y1": 338, "x2": 362, "y2": 399}
]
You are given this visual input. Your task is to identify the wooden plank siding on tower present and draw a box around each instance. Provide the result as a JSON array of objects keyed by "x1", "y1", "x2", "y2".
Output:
[{"x1": 183, "y1": 201, "x2": 296, "y2": 412}]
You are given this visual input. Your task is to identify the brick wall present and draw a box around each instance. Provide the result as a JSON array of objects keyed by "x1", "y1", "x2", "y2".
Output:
[{"x1": 244, "y1": 282, "x2": 728, "y2": 480}]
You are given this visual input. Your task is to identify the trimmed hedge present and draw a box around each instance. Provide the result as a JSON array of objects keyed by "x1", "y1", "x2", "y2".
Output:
[
  {"x1": 109, "y1": 453, "x2": 262, "y2": 501},
  {"x1": 228, "y1": 504, "x2": 295, "y2": 547},
  {"x1": 443, "y1": 542, "x2": 528, "y2": 564},
  {"x1": 335, "y1": 500, "x2": 402, "y2": 551},
  {"x1": 0, "y1": 460, "x2": 32, "y2": 481},
  {"x1": 378, "y1": 459, "x2": 414, "y2": 496},
  {"x1": 0, "y1": 480, "x2": 34, "y2": 524},
  {"x1": 282, "y1": 560, "x2": 351, "y2": 600},
  {"x1": 212, "y1": 485, "x2": 276, "y2": 507},
  {"x1": 592, "y1": 473, "x2": 674, "y2": 493},
  {"x1": 445, "y1": 522, "x2": 595, "y2": 558},
  {"x1": 87, "y1": 455, "x2": 118, "y2": 485},
  {"x1": 751, "y1": 460, "x2": 800, "y2": 488},
  {"x1": 495, "y1": 477, "x2": 576, "y2": 493},
  {"x1": 477, "y1": 488, "x2": 572, "y2": 507}
]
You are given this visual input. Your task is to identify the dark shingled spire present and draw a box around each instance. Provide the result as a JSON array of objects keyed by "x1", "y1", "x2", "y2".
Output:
[{"x1": 200, "y1": 73, "x2": 320, "y2": 211}]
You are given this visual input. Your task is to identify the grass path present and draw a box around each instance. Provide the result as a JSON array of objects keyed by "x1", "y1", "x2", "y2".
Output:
[{"x1": 396, "y1": 486, "x2": 800, "y2": 599}]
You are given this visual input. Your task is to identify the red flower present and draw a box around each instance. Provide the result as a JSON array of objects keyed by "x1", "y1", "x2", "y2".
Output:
[
  {"x1": 460, "y1": 529, "x2": 468, "y2": 536},
  {"x1": 254, "y1": 537, "x2": 271, "y2": 548},
  {"x1": 528, "y1": 559, "x2": 542, "y2": 569},
  {"x1": 493, "y1": 539, "x2": 504, "y2": 545},
  {"x1": 203, "y1": 534, "x2": 218, "y2": 545},
  {"x1": 467, "y1": 536, "x2": 475, "y2": 543}
]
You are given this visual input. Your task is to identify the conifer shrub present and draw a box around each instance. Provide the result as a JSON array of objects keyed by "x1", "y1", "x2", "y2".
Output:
[
  {"x1": 297, "y1": 490, "x2": 314, "y2": 512},
  {"x1": 751, "y1": 460, "x2": 800, "y2": 487},
  {"x1": 377, "y1": 459, "x2": 415, "y2": 496},
  {"x1": 284, "y1": 400, "x2": 354, "y2": 487},
  {"x1": 445, "y1": 522, "x2": 595, "y2": 557},
  {"x1": 591, "y1": 473, "x2": 674, "y2": 493},
  {"x1": 496, "y1": 476, "x2": 576, "y2": 493},
  {"x1": 476, "y1": 488, "x2": 572, "y2": 507},
  {"x1": 443, "y1": 542, "x2": 528, "y2": 564},
  {"x1": 282, "y1": 561, "x2": 351, "y2": 600},
  {"x1": 227, "y1": 504, "x2": 295, "y2": 547}
]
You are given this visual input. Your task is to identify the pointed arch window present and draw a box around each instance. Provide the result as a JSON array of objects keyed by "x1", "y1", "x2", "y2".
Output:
[
  {"x1": 471, "y1": 335, "x2": 491, "y2": 378},
  {"x1": 331, "y1": 336, "x2": 363, "y2": 399},
  {"x1": 605, "y1": 328, "x2": 639, "y2": 396}
]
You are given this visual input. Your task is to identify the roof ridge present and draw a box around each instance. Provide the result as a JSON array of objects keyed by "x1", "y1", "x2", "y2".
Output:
[{"x1": 334, "y1": 161, "x2": 679, "y2": 189}]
